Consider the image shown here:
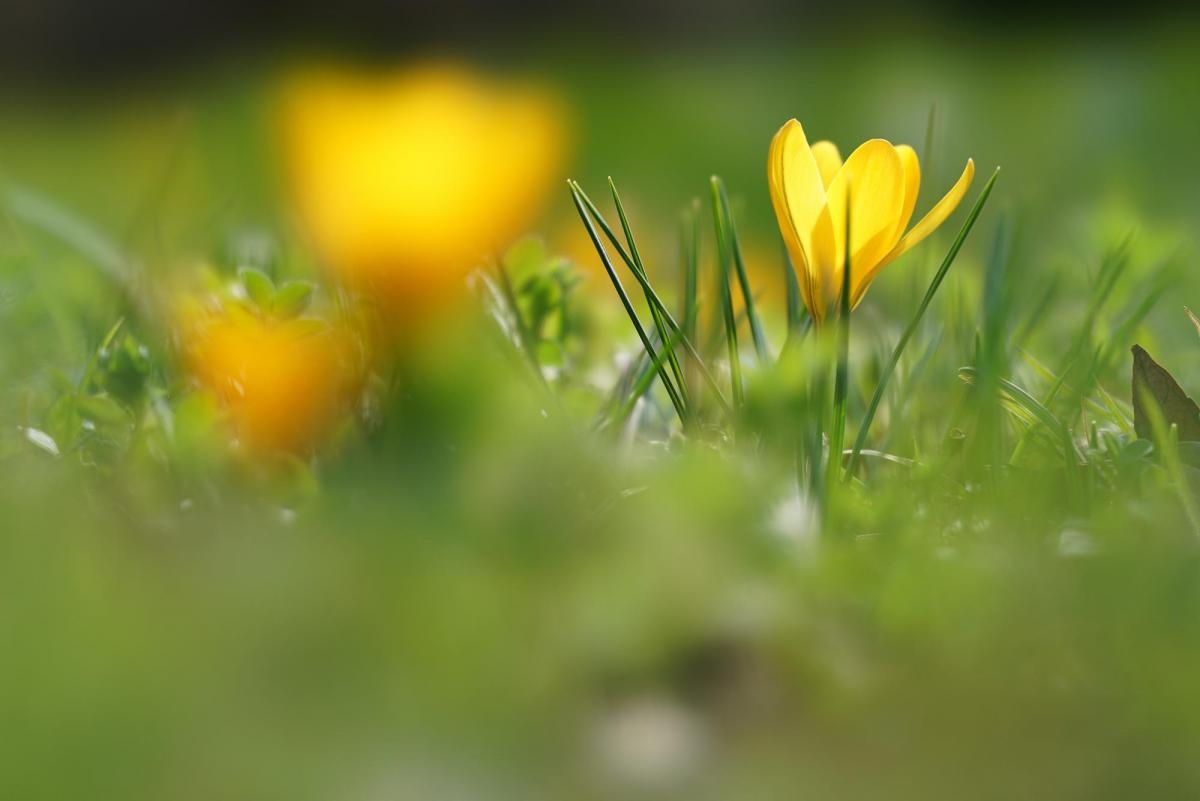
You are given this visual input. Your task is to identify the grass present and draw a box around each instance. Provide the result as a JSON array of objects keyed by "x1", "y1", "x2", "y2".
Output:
[{"x1": 5, "y1": 36, "x2": 1200, "y2": 799}]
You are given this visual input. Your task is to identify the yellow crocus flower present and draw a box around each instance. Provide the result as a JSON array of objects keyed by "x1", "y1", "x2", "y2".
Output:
[
  {"x1": 280, "y1": 63, "x2": 568, "y2": 324},
  {"x1": 768, "y1": 119, "x2": 974, "y2": 325}
]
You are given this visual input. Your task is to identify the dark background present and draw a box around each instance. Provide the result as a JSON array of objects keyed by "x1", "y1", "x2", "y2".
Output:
[{"x1": 3, "y1": 0, "x2": 1189, "y2": 82}]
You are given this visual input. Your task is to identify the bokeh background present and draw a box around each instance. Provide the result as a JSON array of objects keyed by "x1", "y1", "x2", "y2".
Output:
[{"x1": 6, "y1": 4, "x2": 1200, "y2": 800}]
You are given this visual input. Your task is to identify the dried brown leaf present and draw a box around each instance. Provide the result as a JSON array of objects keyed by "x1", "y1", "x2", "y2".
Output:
[{"x1": 1132, "y1": 344, "x2": 1200, "y2": 441}]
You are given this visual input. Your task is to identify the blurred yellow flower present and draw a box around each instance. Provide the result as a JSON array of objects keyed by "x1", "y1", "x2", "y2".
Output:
[
  {"x1": 768, "y1": 119, "x2": 974, "y2": 325},
  {"x1": 181, "y1": 302, "x2": 360, "y2": 454},
  {"x1": 281, "y1": 63, "x2": 568, "y2": 322}
]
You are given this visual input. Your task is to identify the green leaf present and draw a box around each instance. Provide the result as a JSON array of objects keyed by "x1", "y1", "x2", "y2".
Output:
[
  {"x1": 76, "y1": 394, "x2": 132, "y2": 427},
  {"x1": 273, "y1": 280, "x2": 315, "y2": 319},
  {"x1": 239, "y1": 268, "x2": 275, "y2": 310},
  {"x1": 1131, "y1": 345, "x2": 1200, "y2": 441}
]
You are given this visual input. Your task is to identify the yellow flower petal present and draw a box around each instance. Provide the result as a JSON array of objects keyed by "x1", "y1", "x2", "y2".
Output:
[
  {"x1": 823, "y1": 139, "x2": 907, "y2": 309},
  {"x1": 810, "y1": 141, "x2": 843, "y2": 189},
  {"x1": 768, "y1": 119, "x2": 830, "y2": 320},
  {"x1": 865, "y1": 158, "x2": 976, "y2": 295},
  {"x1": 894, "y1": 144, "x2": 921, "y2": 234},
  {"x1": 281, "y1": 64, "x2": 567, "y2": 320}
]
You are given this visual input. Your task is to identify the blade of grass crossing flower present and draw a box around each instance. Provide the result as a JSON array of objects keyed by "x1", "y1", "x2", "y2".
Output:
[
  {"x1": 829, "y1": 190, "x2": 852, "y2": 489},
  {"x1": 570, "y1": 181, "x2": 733, "y2": 417},
  {"x1": 845, "y1": 166, "x2": 1001, "y2": 480},
  {"x1": 713, "y1": 176, "x2": 769, "y2": 361},
  {"x1": 709, "y1": 177, "x2": 743, "y2": 409},
  {"x1": 609, "y1": 178, "x2": 690, "y2": 413},
  {"x1": 569, "y1": 184, "x2": 687, "y2": 424}
]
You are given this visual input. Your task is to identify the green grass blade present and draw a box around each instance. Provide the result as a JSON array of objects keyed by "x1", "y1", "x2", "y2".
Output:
[
  {"x1": 609, "y1": 177, "x2": 690, "y2": 414},
  {"x1": 845, "y1": 166, "x2": 1001, "y2": 479},
  {"x1": 571, "y1": 181, "x2": 733, "y2": 417},
  {"x1": 781, "y1": 243, "x2": 805, "y2": 343},
  {"x1": 4, "y1": 183, "x2": 132, "y2": 287},
  {"x1": 569, "y1": 183, "x2": 687, "y2": 424},
  {"x1": 921, "y1": 104, "x2": 938, "y2": 177},
  {"x1": 493, "y1": 259, "x2": 547, "y2": 384},
  {"x1": 612, "y1": 325, "x2": 687, "y2": 429},
  {"x1": 959, "y1": 367, "x2": 1079, "y2": 463},
  {"x1": 713, "y1": 176, "x2": 769, "y2": 361},
  {"x1": 709, "y1": 177, "x2": 744, "y2": 409},
  {"x1": 682, "y1": 202, "x2": 700, "y2": 344},
  {"x1": 1133, "y1": 383, "x2": 1200, "y2": 538},
  {"x1": 828, "y1": 191, "x2": 852, "y2": 489}
]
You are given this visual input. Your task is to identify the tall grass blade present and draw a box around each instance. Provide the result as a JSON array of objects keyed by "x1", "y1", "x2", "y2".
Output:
[
  {"x1": 612, "y1": 326, "x2": 687, "y2": 429},
  {"x1": 709, "y1": 176, "x2": 744, "y2": 409},
  {"x1": 959, "y1": 367, "x2": 1077, "y2": 461},
  {"x1": 570, "y1": 181, "x2": 733, "y2": 417},
  {"x1": 681, "y1": 203, "x2": 700, "y2": 344},
  {"x1": 845, "y1": 166, "x2": 1001, "y2": 479},
  {"x1": 1135, "y1": 383, "x2": 1200, "y2": 538},
  {"x1": 4, "y1": 184, "x2": 132, "y2": 287},
  {"x1": 569, "y1": 183, "x2": 687, "y2": 424},
  {"x1": 828, "y1": 191, "x2": 852, "y2": 489},
  {"x1": 713, "y1": 176, "x2": 769, "y2": 361},
  {"x1": 781, "y1": 244, "x2": 805, "y2": 344},
  {"x1": 493, "y1": 259, "x2": 546, "y2": 384},
  {"x1": 609, "y1": 178, "x2": 690, "y2": 413}
]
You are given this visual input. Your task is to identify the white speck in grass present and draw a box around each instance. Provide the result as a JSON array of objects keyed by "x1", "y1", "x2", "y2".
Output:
[
  {"x1": 179, "y1": 498, "x2": 193, "y2": 512},
  {"x1": 589, "y1": 694, "x2": 707, "y2": 791},
  {"x1": 81, "y1": 419, "x2": 96, "y2": 432},
  {"x1": 278, "y1": 508, "x2": 297, "y2": 526},
  {"x1": 1058, "y1": 528, "x2": 1096, "y2": 558},
  {"x1": 21, "y1": 426, "x2": 59, "y2": 456},
  {"x1": 769, "y1": 489, "x2": 819, "y2": 555}
]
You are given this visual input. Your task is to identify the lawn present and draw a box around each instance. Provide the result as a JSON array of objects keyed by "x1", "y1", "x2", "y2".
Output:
[{"x1": 4, "y1": 28, "x2": 1200, "y2": 799}]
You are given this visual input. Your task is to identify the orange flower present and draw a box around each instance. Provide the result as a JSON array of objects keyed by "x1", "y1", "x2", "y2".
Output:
[
  {"x1": 182, "y1": 302, "x2": 360, "y2": 454},
  {"x1": 280, "y1": 63, "x2": 568, "y2": 323}
]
